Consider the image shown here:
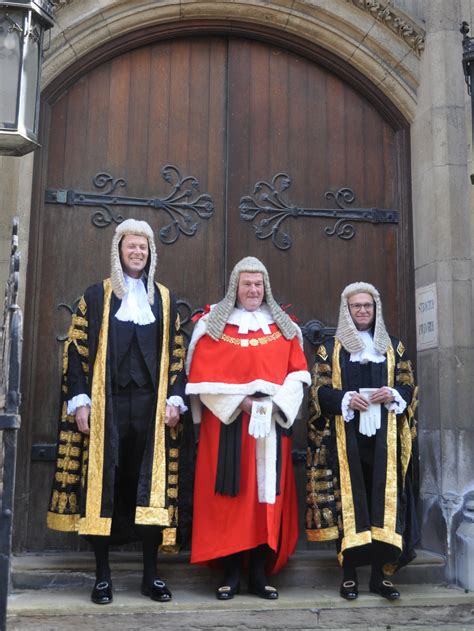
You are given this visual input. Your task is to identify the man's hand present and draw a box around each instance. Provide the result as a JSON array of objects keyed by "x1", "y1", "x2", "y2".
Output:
[
  {"x1": 239, "y1": 396, "x2": 254, "y2": 415},
  {"x1": 75, "y1": 405, "x2": 91, "y2": 434},
  {"x1": 348, "y1": 393, "x2": 370, "y2": 412},
  {"x1": 369, "y1": 387, "x2": 394, "y2": 404},
  {"x1": 239, "y1": 396, "x2": 280, "y2": 416},
  {"x1": 165, "y1": 404, "x2": 180, "y2": 428}
]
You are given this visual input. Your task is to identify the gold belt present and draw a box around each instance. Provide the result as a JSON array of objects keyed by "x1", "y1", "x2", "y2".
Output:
[{"x1": 221, "y1": 331, "x2": 282, "y2": 347}]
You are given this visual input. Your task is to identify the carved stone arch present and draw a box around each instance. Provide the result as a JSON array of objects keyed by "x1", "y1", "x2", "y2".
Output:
[{"x1": 45, "y1": 0, "x2": 424, "y2": 122}]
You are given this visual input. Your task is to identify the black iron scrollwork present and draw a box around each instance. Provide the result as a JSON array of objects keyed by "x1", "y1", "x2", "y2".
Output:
[
  {"x1": 301, "y1": 319, "x2": 336, "y2": 347},
  {"x1": 57, "y1": 296, "x2": 200, "y2": 345},
  {"x1": 239, "y1": 173, "x2": 398, "y2": 250},
  {"x1": 45, "y1": 164, "x2": 214, "y2": 244},
  {"x1": 56, "y1": 298, "x2": 81, "y2": 342}
]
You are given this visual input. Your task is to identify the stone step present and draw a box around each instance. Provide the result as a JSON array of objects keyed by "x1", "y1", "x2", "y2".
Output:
[
  {"x1": 11, "y1": 549, "x2": 446, "y2": 591},
  {"x1": 7, "y1": 583, "x2": 474, "y2": 631}
]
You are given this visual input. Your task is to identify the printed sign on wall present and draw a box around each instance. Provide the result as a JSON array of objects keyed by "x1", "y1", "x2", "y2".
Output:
[{"x1": 415, "y1": 283, "x2": 438, "y2": 351}]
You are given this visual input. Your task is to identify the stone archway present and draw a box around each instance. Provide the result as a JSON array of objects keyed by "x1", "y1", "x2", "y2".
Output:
[{"x1": 46, "y1": 0, "x2": 423, "y2": 122}]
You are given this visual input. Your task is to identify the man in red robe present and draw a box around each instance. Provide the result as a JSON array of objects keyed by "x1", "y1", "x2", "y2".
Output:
[{"x1": 186, "y1": 257, "x2": 310, "y2": 600}]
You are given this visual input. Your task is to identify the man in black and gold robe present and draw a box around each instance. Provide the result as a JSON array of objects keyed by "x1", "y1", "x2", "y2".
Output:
[
  {"x1": 47, "y1": 219, "x2": 187, "y2": 604},
  {"x1": 306, "y1": 282, "x2": 419, "y2": 601}
]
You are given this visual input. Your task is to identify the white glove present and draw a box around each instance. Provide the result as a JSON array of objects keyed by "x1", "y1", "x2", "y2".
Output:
[
  {"x1": 248, "y1": 398, "x2": 272, "y2": 439},
  {"x1": 358, "y1": 406, "x2": 381, "y2": 437}
]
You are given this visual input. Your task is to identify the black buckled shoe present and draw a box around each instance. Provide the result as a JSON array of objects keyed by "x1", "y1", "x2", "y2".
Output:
[
  {"x1": 91, "y1": 579, "x2": 113, "y2": 605},
  {"x1": 369, "y1": 579, "x2": 400, "y2": 600},
  {"x1": 248, "y1": 583, "x2": 279, "y2": 600},
  {"x1": 141, "y1": 579, "x2": 172, "y2": 602},
  {"x1": 340, "y1": 579, "x2": 358, "y2": 600},
  {"x1": 216, "y1": 583, "x2": 240, "y2": 600}
]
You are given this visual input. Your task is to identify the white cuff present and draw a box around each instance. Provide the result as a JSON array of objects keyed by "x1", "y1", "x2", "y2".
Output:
[
  {"x1": 166, "y1": 395, "x2": 188, "y2": 414},
  {"x1": 342, "y1": 391, "x2": 357, "y2": 422},
  {"x1": 385, "y1": 388, "x2": 407, "y2": 414},
  {"x1": 67, "y1": 394, "x2": 91, "y2": 415}
]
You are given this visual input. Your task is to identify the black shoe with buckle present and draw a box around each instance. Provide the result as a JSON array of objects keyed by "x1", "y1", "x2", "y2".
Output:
[
  {"x1": 248, "y1": 582, "x2": 279, "y2": 600},
  {"x1": 91, "y1": 579, "x2": 113, "y2": 605},
  {"x1": 340, "y1": 579, "x2": 358, "y2": 600},
  {"x1": 216, "y1": 583, "x2": 240, "y2": 600},
  {"x1": 141, "y1": 579, "x2": 172, "y2": 602},
  {"x1": 369, "y1": 579, "x2": 400, "y2": 600}
]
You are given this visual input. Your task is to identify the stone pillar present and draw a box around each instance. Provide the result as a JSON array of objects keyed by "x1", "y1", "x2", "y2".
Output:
[
  {"x1": 412, "y1": 0, "x2": 474, "y2": 582},
  {"x1": 0, "y1": 154, "x2": 34, "y2": 318}
]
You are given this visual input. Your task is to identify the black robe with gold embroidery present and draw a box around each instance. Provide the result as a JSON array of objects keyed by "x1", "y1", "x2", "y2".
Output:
[
  {"x1": 306, "y1": 336, "x2": 419, "y2": 572},
  {"x1": 47, "y1": 278, "x2": 188, "y2": 549}
]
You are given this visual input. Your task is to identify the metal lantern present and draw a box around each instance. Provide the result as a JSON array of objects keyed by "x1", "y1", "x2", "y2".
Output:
[{"x1": 0, "y1": 1, "x2": 54, "y2": 156}]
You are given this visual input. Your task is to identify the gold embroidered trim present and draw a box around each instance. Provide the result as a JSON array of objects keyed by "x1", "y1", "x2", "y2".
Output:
[
  {"x1": 162, "y1": 527, "x2": 177, "y2": 546},
  {"x1": 306, "y1": 526, "x2": 339, "y2": 542},
  {"x1": 372, "y1": 526, "x2": 402, "y2": 549},
  {"x1": 316, "y1": 344, "x2": 328, "y2": 361},
  {"x1": 221, "y1": 331, "x2": 282, "y2": 347},
  {"x1": 47, "y1": 511, "x2": 79, "y2": 531},
  {"x1": 75, "y1": 344, "x2": 88, "y2": 358},
  {"x1": 332, "y1": 339, "x2": 371, "y2": 555},
  {"x1": 135, "y1": 506, "x2": 169, "y2": 525},
  {"x1": 396, "y1": 341, "x2": 405, "y2": 357},
  {"x1": 70, "y1": 329, "x2": 87, "y2": 341},
  {"x1": 399, "y1": 416, "x2": 412, "y2": 482},
  {"x1": 72, "y1": 315, "x2": 88, "y2": 328},
  {"x1": 148, "y1": 283, "x2": 171, "y2": 523},
  {"x1": 383, "y1": 344, "x2": 398, "y2": 538},
  {"x1": 342, "y1": 529, "x2": 372, "y2": 552},
  {"x1": 79, "y1": 279, "x2": 112, "y2": 536},
  {"x1": 169, "y1": 448, "x2": 179, "y2": 458}
]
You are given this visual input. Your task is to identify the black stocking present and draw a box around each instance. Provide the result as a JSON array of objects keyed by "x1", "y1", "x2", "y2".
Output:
[
  {"x1": 90, "y1": 536, "x2": 111, "y2": 582},
  {"x1": 220, "y1": 552, "x2": 242, "y2": 589},
  {"x1": 342, "y1": 560, "x2": 358, "y2": 584},
  {"x1": 370, "y1": 559, "x2": 385, "y2": 586},
  {"x1": 140, "y1": 526, "x2": 161, "y2": 587},
  {"x1": 248, "y1": 544, "x2": 270, "y2": 588}
]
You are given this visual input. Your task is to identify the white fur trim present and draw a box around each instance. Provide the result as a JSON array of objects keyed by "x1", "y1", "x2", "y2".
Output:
[
  {"x1": 185, "y1": 312, "x2": 210, "y2": 374},
  {"x1": 189, "y1": 394, "x2": 202, "y2": 425},
  {"x1": 186, "y1": 379, "x2": 281, "y2": 397},
  {"x1": 200, "y1": 393, "x2": 245, "y2": 425},
  {"x1": 272, "y1": 371, "x2": 310, "y2": 429}
]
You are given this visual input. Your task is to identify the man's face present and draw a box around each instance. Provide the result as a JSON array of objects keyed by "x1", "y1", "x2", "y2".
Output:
[
  {"x1": 237, "y1": 272, "x2": 264, "y2": 312},
  {"x1": 119, "y1": 234, "x2": 149, "y2": 278},
  {"x1": 348, "y1": 292, "x2": 375, "y2": 331}
]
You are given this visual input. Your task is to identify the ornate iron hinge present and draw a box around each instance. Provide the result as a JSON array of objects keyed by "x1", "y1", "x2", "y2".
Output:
[
  {"x1": 56, "y1": 297, "x2": 200, "y2": 344},
  {"x1": 45, "y1": 164, "x2": 214, "y2": 244},
  {"x1": 301, "y1": 319, "x2": 336, "y2": 347},
  {"x1": 239, "y1": 173, "x2": 399, "y2": 250}
]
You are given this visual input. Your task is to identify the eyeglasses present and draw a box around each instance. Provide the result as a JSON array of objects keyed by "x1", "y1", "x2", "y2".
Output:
[{"x1": 349, "y1": 302, "x2": 374, "y2": 312}]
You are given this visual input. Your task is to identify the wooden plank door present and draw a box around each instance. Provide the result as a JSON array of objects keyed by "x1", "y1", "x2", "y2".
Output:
[{"x1": 17, "y1": 34, "x2": 412, "y2": 551}]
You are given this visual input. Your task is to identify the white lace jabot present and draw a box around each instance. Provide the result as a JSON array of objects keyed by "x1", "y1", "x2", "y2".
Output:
[
  {"x1": 350, "y1": 330, "x2": 386, "y2": 364},
  {"x1": 115, "y1": 274, "x2": 155, "y2": 325},
  {"x1": 227, "y1": 304, "x2": 274, "y2": 334}
]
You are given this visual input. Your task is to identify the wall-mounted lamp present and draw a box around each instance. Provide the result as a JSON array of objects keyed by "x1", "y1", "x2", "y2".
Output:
[{"x1": 0, "y1": 1, "x2": 54, "y2": 156}]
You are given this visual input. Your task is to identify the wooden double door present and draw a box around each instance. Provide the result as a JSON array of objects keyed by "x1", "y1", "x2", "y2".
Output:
[{"x1": 16, "y1": 32, "x2": 413, "y2": 551}]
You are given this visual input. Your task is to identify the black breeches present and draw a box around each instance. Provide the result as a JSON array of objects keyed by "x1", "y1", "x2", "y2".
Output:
[{"x1": 113, "y1": 381, "x2": 155, "y2": 520}]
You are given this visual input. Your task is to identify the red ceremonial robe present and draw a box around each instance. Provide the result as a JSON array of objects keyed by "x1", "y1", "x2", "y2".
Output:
[{"x1": 187, "y1": 322, "x2": 308, "y2": 574}]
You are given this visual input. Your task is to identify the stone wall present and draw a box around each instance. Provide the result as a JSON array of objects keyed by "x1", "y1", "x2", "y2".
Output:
[{"x1": 410, "y1": 0, "x2": 474, "y2": 582}]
